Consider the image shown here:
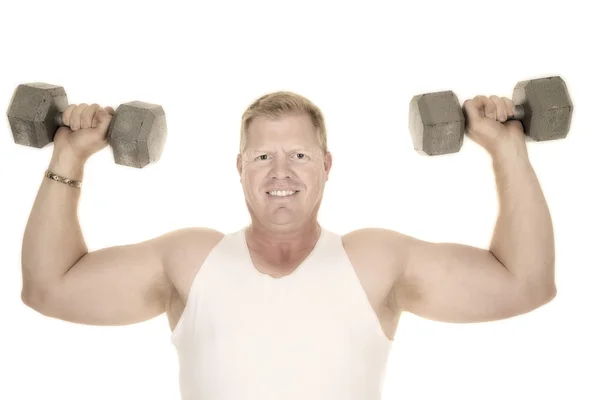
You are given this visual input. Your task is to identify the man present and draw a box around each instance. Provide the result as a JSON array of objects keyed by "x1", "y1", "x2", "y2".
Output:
[{"x1": 21, "y1": 90, "x2": 556, "y2": 399}]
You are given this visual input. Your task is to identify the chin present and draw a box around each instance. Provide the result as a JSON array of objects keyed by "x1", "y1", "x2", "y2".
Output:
[{"x1": 268, "y1": 213, "x2": 298, "y2": 226}]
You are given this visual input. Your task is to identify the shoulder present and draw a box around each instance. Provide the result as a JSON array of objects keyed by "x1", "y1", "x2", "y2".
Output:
[
  {"x1": 340, "y1": 227, "x2": 424, "y2": 315},
  {"x1": 152, "y1": 227, "x2": 225, "y2": 299},
  {"x1": 342, "y1": 227, "x2": 414, "y2": 257},
  {"x1": 341, "y1": 227, "x2": 415, "y2": 281},
  {"x1": 156, "y1": 226, "x2": 225, "y2": 260}
]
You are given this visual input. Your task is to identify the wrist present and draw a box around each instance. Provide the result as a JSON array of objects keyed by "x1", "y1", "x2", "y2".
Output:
[
  {"x1": 491, "y1": 150, "x2": 533, "y2": 180},
  {"x1": 49, "y1": 150, "x2": 86, "y2": 181},
  {"x1": 490, "y1": 142, "x2": 530, "y2": 168}
]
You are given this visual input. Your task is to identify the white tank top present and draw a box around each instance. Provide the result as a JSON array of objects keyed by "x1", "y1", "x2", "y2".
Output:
[{"x1": 171, "y1": 226, "x2": 394, "y2": 399}]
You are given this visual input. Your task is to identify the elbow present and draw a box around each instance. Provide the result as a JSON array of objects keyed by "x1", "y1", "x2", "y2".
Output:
[
  {"x1": 542, "y1": 283, "x2": 557, "y2": 304},
  {"x1": 511, "y1": 262, "x2": 557, "y2": 309},
  {"x1": 510, "y1": 266, "x2": 557, "y2": 311},
  {"x1": 524, "y1": 281, "x2": 557, "y2": 310},
  {"x1": 21, "y1": 285, "x2": 42, "y2": 310},
  {"x1": 537, "y1": 268, "x2": 558, "y2": 305},
  {"x1": 21, "y1": 284, "x2": 54, "y2": 315}
]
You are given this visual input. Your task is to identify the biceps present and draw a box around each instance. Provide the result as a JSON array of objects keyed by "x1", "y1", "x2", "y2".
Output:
[
  {"x1": 401, "y1": 242, "x2": 533, "y2": 323},
  {"x1": 40, "y1": 243, "x2": 169, "y2": 326}
]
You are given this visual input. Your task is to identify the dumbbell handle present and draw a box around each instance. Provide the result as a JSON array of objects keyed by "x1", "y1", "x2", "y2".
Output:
[{"x1": 54, "y1": 113, "x2": 66, "y2": 127}]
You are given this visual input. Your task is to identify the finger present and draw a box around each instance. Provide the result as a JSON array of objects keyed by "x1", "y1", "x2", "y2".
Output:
[
  {"x1": 462, "y1": 96, "x2": 485, "y2": 122},
  {"x1": 103, "y1": 106, "x2": 115, "y2": 116},
  {"x1": 477, "y1": 96, "x2": 496, "y2": 120},
  {"x1": 81, "y1": 104, "x2": 101, "y2": 129},
  {"x1": 502, "y1": 97, "x2": 516, "y2": 118},
  {"x1": 92, "y1": 107, "x2": 113, "y2": 137},
  {"x1": 490, "y1": 95, "x2": 507, "y2": 122},
  {"x1": 61, "y1": 104, "x2": 78, "y2": 126},
  {"x1": 69, "y1": 103, "x2": 89, "y2": 131},
  {"x1": 464, "y1": 96, "x2": 496, "y2": 122}
]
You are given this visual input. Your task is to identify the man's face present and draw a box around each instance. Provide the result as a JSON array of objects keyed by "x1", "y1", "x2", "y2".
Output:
[{"x1": 237, "y1": 113, "x2": 332, "y2": 230}]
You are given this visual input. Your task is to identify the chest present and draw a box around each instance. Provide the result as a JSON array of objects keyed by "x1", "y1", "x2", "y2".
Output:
[
  {"x1": 166, "y1": 252, "x2": 399, "y2": 342},
  {"x1": 175, "y1": 269, "x2": 393, "y2": 398}
]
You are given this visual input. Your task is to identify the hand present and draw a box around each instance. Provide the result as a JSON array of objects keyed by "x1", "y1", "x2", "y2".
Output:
[
  {"x1": 53, "y1": 103, "x2": 115, "y2": 163},
  {"x1": 462, "y1": 95, "x2": 528, "y2": 160}
]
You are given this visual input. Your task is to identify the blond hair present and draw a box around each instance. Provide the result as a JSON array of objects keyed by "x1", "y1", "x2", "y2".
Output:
[{"x1": 239, "y1": 91, "x2": 327, "y2": 154}]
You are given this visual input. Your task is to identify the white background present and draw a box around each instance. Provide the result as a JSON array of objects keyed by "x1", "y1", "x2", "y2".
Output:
[{"x1": 1, "y1": 1, "x2": 598, "y2": 399}]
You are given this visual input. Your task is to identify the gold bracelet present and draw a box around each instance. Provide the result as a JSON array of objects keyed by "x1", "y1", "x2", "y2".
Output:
[{"x1": 45, "y1": 169, "x2": 82, "y2": 188}]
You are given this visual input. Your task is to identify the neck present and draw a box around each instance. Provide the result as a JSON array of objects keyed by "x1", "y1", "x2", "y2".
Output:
[{"x1": 245, "y1": 220, "x2": 322, "y2": 264}]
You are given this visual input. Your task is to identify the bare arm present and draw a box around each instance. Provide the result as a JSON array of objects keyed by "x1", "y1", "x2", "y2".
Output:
[
  {"x1": 21, "y1": 103, "x2": 114, "y2": 294},
  {"x1": 22, "y1": 152, "x2": 179, "y2": 325},
  {"x1": 20, "y1": 104, "x2": 223, "y2": 326},
  {"x1": 488, "y1": 154, "x2": 555, "y2": 292},
  {"x1": 392, "y1": 98, "x2": 557, "y2": 323},
  {"x1": 395, "y1": 156, "x2": 555, "y2": 323},
  {"x1": 21, "y1": 152, "x2": 89, "y2": 296}
]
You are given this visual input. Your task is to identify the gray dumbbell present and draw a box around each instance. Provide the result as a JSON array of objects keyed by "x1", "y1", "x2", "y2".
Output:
[
  {"x1": 408, "y1": 76, "x2": 573, "y2": 156},
  {"x1": 7, "y1": 82, "x2": 167, "y2": 168}
]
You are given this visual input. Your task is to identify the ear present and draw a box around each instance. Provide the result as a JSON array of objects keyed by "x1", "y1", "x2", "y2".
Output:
[
  {"x1": 237, "y1": 154, "x2": 242, "y2": 177},
  {"x1": 323, "y1": 151, "x2": 332, "y2": 181}
]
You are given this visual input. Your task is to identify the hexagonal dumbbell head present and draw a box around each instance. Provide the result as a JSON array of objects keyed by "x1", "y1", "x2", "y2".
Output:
[
  {"x1": 7, "y1": 82, "x2": 167, "y2": 169},
  {"x1": 512, "y1": 76, "x2": 573, "y2": 141},
  {"x1": 108, "y1": 101, "x2": 167, "y2": 168},
  {"x1": 7, "y1": 83, "x2": 69, "y2": 148},
  {"x1": 408, "y1": 91, "x2": 464, "y2": 156}
]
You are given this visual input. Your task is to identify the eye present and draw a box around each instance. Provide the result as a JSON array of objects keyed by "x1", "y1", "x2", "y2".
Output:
[
  {"x1": 255, "y1": 154, "x2": 270, "y2": 161},
  {"x1": 294, "y1": 153, "x2": 308, "y2": 160}
]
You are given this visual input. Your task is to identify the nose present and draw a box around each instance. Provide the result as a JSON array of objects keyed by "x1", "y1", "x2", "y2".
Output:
[{"x1": 270, "y1": 156, "x2": 291, "y2": 180}]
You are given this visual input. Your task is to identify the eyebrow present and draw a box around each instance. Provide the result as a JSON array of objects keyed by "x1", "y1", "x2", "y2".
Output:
[{"x1": 247, "y1": 147, "x2": 311, "y2": 154}]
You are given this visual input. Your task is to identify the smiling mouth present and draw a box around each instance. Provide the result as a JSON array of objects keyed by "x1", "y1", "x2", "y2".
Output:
[{"x1": 266, "y1": 190, "x2": 299, "y2": 197}]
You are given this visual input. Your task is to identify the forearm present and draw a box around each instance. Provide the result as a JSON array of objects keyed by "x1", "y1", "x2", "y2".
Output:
[
  {"x1": 489, "y1": 152, "x2": 556, "y2": 295},
  {"x1": 21, "y1": 151, "x2": 88, "y2": 295}
]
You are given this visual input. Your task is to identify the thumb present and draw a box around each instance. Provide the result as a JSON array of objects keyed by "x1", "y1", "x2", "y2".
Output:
[
  {"x1": 504, "y1": 119, "x2": 524, "y2": 133},
  {"x1": 54, "y1": 126, "x2": 72, "y2": 140}
]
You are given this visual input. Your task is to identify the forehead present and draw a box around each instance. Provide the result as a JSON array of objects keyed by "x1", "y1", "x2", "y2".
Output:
[{"x1": 245, "y1": 113, "x2": 318, "y2": 149}]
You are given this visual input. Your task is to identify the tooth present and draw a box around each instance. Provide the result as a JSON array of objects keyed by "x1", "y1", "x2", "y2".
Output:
[{"x1": 268, "y1": 190, "x2": 295, "y2": 196}]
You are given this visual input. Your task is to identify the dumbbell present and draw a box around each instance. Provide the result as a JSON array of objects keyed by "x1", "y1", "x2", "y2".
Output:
[
  {"x1": 408, "y1": 76, "x2": 573, "y2": 156},
  {"x1": 6, "y1": 82, "x2": 167, "y2": 168}
]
